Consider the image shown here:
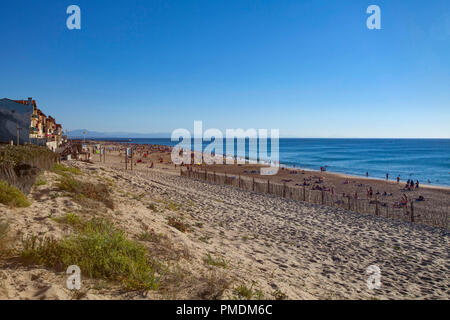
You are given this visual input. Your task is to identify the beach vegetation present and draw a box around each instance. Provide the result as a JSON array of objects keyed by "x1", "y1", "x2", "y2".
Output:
[
  {"x1": 53, "y1": 163, "x2": 81, "y2": 176},
  {"x1": 132, "y1": 193, "x2": 145, "y2": 201},
  {"x1": 138, "y1": 230, "x2": 167, "y2": 243},
  {"x1": 56, "y1": 175, "x2": 114, "y2": 209},
  {"x1": 34, "y1": 176, "x2": 47, "y2": 186},
  {"x1": 51, "y1": 213, "x2": 81, "y2": 226},
  {"x1": 199, "y1": 235, "x2": 210, "y2": 243},
  {"x1": 196, "y1": 272, "x2": 230, "y2": 300},
  {"x1": 271, "y1": 289, "x2": 287, "y2": 300},
  {"x1": 147, "y1": 203, "x2": 158, "y2": 212},
  {"x1": 203, "y1": 253, "x2": 228, "y2": 269},
  {"x1": 20, "y1": 218, "x2": 159, "y2": 291},
  {"x1": 0, "y1": 219, "x2": 11, "y2": 256},
  {"x1": 168, "y1": 217, "x2": 189, "y2": 233},
  {"x1": 0, "y1": 180, "x2": 31, "y2": 208},
  {"x1": 166, "y1": 201, "x2": 182, "y2": 212},
  {"x1": 0, "y1": 145, "x2": 56, "y2": 169},
  {"x1": 232, "y1": 282, "x2": 262, "y2": 300}
]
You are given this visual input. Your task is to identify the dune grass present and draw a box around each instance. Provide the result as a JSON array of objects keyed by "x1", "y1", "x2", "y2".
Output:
[
  {"x1": 232, "y1": 282, "x2": 264, "y2": 300},
  {"x1": 21, "y1": 219, "x2": 159, "y2": 291},
  {"x1": 56, "y1": 175, "x2": 114, "y2": 209},
  {"x1": 203, "y1": 253, "x2": 228, "y2": 269},
  {"x1": 0, "y1": 180, "x2": 31, "y2": 208},
  {"x1": 0, "y1": 145, "x2": 56, "y2": 168},
  {"x1": 0, "y1": 219, "x2": 11, "y2": 256},
  {"x1": 34, "y1": 177, "x2": 47, "y2": 186},
  {"x1": 53, "y1": 163, "x2": 81, "y2": 176},
  {"x1": 167, "y1": 217, "x2": 189, "y2": 233},
  {"x1": 138, "y1": 230, "x2": 167, "y2": 243},
  {"x1": 51, "y1": 213, "x2": 82, "y2": 226}
]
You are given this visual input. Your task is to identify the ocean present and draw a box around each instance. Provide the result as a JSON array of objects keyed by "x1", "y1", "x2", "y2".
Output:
[{"x1": 92, "y1": 138, "x2": 450, "y2": 187}]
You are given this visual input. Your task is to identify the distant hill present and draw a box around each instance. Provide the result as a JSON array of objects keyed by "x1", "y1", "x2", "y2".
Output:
[{"x1": 67, "y1": 130, "x2": 171, "y2": 139}]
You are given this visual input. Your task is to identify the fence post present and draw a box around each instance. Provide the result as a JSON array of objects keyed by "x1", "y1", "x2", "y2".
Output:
[
  {"x1": 180, "y1": 168, "x2": 182, "y2": 176},
  {"x1": 213, "y1": 171, "x2": 216, "y2": 183},
  {"x1": 267, "y1": 180, "x2": 270, "y2": 194},
  {"x1": 283, "y1": 183, "x2": 286, "y2": 198},
  {"x1": 204, "y1": 170, "x2": 207, "y2": 181},
  {"x1": 131, "y1": 150, "x2": 133, "y2": 171},
  {"x1": 225, "y1": 173, "x2": 227, "y2": 185},
  {"x1": 239, "y1": 175, "x2": 241, "y2": 188},
  {"x1": 303, "y1": 186, "x2": 306, "y2": 201},
  {"x1": 321, "y1": 190, "x2": 324, "y2": 205},
  {"x1": 375, "y1": 196, "x2": 379, "y2": 216},
  {"x1": 252, "y1": 178, "x2": 255, "y2": 191},
  {"x1": 348, "y1": 196, "x2": 351, "y2": 210},
  {"x1": 410, "y1": 201, "x2": 414, "y2": 223}
]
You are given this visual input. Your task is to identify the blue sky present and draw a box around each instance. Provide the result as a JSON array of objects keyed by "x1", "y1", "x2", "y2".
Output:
[{"x1": 1, "y1": 0, "x2": 449, "y2": 138}]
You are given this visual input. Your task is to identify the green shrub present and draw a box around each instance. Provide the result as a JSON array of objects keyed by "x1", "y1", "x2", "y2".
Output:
[
  {"x1": 53, "y1": 163, "x2": 81, "y2": 176},
  {"x1": 203, "y1": 254, "x2": 228, "y2": 269},
  {"x1": 232, "y1": 282, "x2": 262, "y2": 300},
  {"x1": 147, "y1": 203, "x2": 158, "y2": 212},
  {"x1": 0, "y1": 145, "x2": 55, "y2": 169},
  {"x1": 57, "y1": 175, "x2": 114, "y2": 209},
  {"x1": 51, "y1": 213, "x2": 81, "y2": 226},
  {"x1": 34, "y1": 177, "x2": 47, "y2": 186},
  {"x1": 21, "y1": 219, "x2": 159, "y2": 291},
  {"x1": 0, "y1": 219, "x2": 11, "y2": 255},
  {"x1": 138, "y1": 230, "x2": 168, "y2": 243},
  {"x1": 0, "y1": 180, "x2": 31, "y2": 208}
]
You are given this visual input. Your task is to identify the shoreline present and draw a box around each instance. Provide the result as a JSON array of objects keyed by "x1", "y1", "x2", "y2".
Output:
[
  {"x1": 80, "y1": 139, "x2": 450, "y2": 191},
  {"x1": 70, "y1": 139, "x2": 449, "y2": 229}
]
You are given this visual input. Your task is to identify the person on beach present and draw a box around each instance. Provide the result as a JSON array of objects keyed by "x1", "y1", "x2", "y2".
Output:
[
  {"x1": 415, "y1": 180, "x2": 419, "y2": 189},
  {"x1": 366, "y1": 172, "x2": 369, "y2": 177},
  {"x1": 386, "y1": 173, "x2": 389, "y2": 180},
  {"x1": 401, "y1": 194, "x2": 408, "y2": 207},
  {"x1": 397, "y1": 176, "x2": 400, "y2": 184},
  {"x1": 368, "y1": 187, "x2": 373, "y2": 199}
]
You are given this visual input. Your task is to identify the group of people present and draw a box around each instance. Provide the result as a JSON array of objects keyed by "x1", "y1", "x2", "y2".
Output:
[{"x1": 404, "y1": 179, "x2": 419, "y2": 190}]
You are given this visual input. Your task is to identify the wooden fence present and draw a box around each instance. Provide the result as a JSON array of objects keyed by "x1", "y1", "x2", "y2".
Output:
[{"x1": 181, "y1": 169, "x2": 448, "y2": 230}]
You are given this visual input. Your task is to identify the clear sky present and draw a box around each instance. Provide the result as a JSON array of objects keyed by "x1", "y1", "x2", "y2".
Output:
[{"x1": 1, "y1": 0, "x2": 449, "y2": 138}]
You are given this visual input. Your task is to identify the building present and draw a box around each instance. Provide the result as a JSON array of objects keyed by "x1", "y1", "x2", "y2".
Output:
[
  {"x1": 0, "y1": 98, "x2": 33, "y2": 144},
  {"x1": 0, "y1": 97, "x2": 63, "y2": 147}
]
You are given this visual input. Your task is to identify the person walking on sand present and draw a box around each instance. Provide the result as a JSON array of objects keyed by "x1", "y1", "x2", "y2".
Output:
[
  {"x1": 397, "y1": 176, "x2": 400, "y2": 184},
  {"x1": 386, "y1": 173, "x2": 389, "y2": 180}
]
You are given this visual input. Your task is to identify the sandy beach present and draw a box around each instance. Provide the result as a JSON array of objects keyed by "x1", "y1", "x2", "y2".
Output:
[
  {"x1": 89, "y1": 142, "x2": 449, "y2": 228},
  {"x1": 0, "y1": 142, "x2": 448, "y2": 300}
]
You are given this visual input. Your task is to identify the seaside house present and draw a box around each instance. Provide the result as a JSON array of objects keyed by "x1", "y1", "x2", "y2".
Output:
[
  {"x1": 46, "y1": 116, "x2": 56, "y2": 138},
  {"x1": 0, "y1": 98, "x2": 34, "y2": 144},
  {"x1": 29, "y1": 99, "x2": 43, "y2": 139},
  {"x1": 38, "y1": 110, "x2": 47, "y2": 139},
  {"x1": 0, "y1": 97, "x2": 63, "y2": 147}
]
